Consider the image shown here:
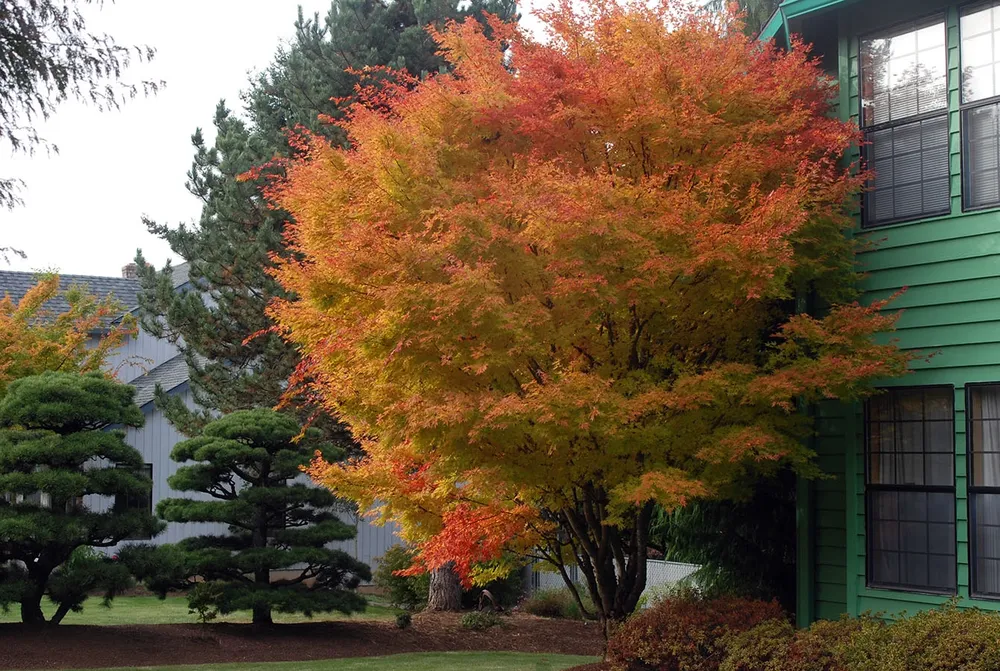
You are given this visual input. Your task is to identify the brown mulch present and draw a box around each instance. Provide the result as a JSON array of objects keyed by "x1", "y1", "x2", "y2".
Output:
[{"x1": 0, "y1": 612, "x2": 604, "y2": 670}]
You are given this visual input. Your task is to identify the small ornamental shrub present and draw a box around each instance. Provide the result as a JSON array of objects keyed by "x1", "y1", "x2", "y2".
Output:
[
  {"x1": 721, "y1": 616, "x2": 869, "y2": 671},
  {"x1": 605, "y1": 595, "x2": 786, "y2": 671},
  {"x1": 395, "y1": 611, "x2": 412, "y2": 629},
  {"x1": 846, "y1": 605, "x2": 1000, "y2": 671},
  {"x1": 373, "y1": 545, "x2": 431, "y2": 611},
  {"x1": 522, "y1": 587, "x2": 592, "y2": 619},
  {"x1": 460, "y1": 610, "x2": 503, "y2": 630}
]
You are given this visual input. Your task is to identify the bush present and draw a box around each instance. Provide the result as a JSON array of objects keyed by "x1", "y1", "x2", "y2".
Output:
[
  {"x1": 522, "y1": 587, "x2": 592, "y2": 619},
  {"x1": 395, "y1": 611, "x2": 412, "y2": 629},
  {"x1": 460, "y1": 610, "x2": 504, "y2": 630},
  {"x1": 373, "y1": 546, "x2": 430, "y2": 611},
  {"x1": 846, "y1": 605, "x2": 1000, "y2": 671},
  {"x1": 605, "y1": 594, "x2": 786, "y2": 671},
  {"x1": 720, "y1": 601, "x2": 1000, "y2": 671}
]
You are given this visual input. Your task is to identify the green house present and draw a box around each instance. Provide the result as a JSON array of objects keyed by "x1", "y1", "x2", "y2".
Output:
[{"x1": 761, "y1": 0, "x2": 1000, "y2": 626}]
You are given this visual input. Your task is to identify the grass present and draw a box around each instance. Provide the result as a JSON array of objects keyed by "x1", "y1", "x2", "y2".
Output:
[
  {"x1": 0, "y1": 595, "x2": 400, "y2": 625},
  {"x1": 76, "y1": 652, "x2": 598, "y2": 671}
]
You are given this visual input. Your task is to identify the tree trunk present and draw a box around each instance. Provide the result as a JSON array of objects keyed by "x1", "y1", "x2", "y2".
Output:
[
  {"x1": 252, "y1": 602, "x2": 273, "y2": 626},
  {"x1": 426, "y1": 562, "x2": 462, "y2": 611},
  {"x1": 20, "y1": 570, "x2": 47, "y2": 625},
  {"x1": 252, "y1": 510, "x2": 273, "y2": 626},
  {"x1": 561, "y1": 493, "x2": 654, "y2": 634}
]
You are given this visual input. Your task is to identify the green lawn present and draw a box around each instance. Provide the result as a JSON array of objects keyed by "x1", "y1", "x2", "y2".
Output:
[
  {"x1": 79, "y1": 652, "x2": 597, "y2": 671},
  {"x1": 0, "y1": 595, "x2": 400, "y2": 625}
]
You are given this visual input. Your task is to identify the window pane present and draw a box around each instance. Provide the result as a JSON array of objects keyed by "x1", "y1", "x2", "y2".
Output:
[
  {"x1": 862, "y1": 20, "x2": 947, "y2": 126},
  {"x1": 965, "y1": 104, "x2": 1000, "y2": 209},
  {"x1": 866, "y1": 388, "x2": 954, "y2": 486},
  {"x1": 973, "y1": 493, "x2": 1000, "y2": 596},
  {"x1": 870, "y1": 490, "x2": 956, "y2": 592},
  {"x1": 865, "y1": 118, "x2": 950, "y2": 227},
  {"x1": 962, "y1": 3, "x2": 1000, "y2": 103}
]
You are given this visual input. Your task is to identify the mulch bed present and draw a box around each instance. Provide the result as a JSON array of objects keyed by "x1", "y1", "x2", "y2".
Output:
[{"x1": 0, "y1": 612, "x2": 604, "y2": 670}]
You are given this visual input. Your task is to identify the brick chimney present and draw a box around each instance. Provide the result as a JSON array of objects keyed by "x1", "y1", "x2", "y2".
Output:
[{"x1": 121, "y1": 262, "x2": 139, "y2": 280}]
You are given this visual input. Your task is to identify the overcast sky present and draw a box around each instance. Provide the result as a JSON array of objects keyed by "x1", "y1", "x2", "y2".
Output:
[
  {"x1": 0, "y1": 0, "x2": 553, "y2": 279},
  {"x1": 0, "y1": 0, "x2": 337, "y2": 277}
]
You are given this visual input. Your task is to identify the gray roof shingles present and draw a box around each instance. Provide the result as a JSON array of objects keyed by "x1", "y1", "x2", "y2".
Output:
[
  {"x1": 0, "y1": 270, "x2": 140, "y2": 314},
  {"x1": 0, "y1": 266, "x2": 193, "y2": 407},
  {"x1": 130, "y1": 354, "x2": 190, "y2": 408}
]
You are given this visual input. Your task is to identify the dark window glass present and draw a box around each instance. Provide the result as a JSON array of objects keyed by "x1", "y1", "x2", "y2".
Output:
[
  {"x1": 968, "y1": 385, "x2": 1000, "y2": 597},
  {"x1": 866, "y1": 387, "x2": 956, "y2": 593},
  {"x1": 114, "y1": 463, "x2": 153, "y2": 541},
  {"x1": 861, "y1": 19, "x2": 950, "y2": 227}
]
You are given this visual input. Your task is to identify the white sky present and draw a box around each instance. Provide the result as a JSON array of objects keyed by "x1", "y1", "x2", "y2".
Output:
[
  {"x1": 0, "y1": 0, "x2": 335, "y2": 277},
  {"x1": 0, "y1": 0, "x2": 551, "y2": 278}
]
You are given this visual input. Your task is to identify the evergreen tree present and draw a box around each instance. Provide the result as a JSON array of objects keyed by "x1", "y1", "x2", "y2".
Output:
[
  {"x1": 134, "y1": 0, "x2": 517, "y2": 439},
  {"x1": 0, "y1": 372, "x2": 162, "y2": 624},
  {"x1": 130, "y1": 409, "x2": 370, "y2": 625}
]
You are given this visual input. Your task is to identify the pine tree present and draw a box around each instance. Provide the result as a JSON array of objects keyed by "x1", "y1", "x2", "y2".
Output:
[
  {"x1": 0, "y1": 372, "x2": 162, "y2": 624},
  {"x1": 131, "y1": 409, "x2": 370, "y2": 625},
  {"x1": 134, "y1": 0, "x2": 517, "y2": 439}
]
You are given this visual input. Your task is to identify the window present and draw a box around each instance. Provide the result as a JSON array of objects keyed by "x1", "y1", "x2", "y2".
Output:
[
  {"x1": 967, "y1": 385, "x2": 1000, "y2": 598},
  {"x1": 115, "y1": 463, "x2": 153, "y2": 540},
  {"x1": 861, "y1": 19, "x2": 950, "y2": 227},
  {"x1": 866, "y1": 387, "x2": 956, "y2": 593},
  {"x1": 962, "y1": 3, "x2": 1000, "y2": 210}
]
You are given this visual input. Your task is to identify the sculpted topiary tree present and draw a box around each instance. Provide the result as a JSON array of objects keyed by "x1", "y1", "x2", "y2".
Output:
[
  {"x1": 0, "y1": 372, "x2": 161, "y2": 624},
  {"x1": 268, "y1": 0, "x2": 910, "y2": 628},
  {"x1": 143, "y1": 409, "x2": 370, "y2": 625}
]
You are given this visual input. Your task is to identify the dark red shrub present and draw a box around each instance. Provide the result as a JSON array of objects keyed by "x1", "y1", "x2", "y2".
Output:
[{"x1": 605, "y1": 595, "x2": 787, "y2": 671}]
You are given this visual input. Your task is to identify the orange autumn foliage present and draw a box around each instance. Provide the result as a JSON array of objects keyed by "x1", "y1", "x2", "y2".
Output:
[
  {"x1": 270, "y1": 0, "x2": 910, "y2": 611},
  {"x1": 0, "y1": 274, "x2": 134, "y2": 397}
]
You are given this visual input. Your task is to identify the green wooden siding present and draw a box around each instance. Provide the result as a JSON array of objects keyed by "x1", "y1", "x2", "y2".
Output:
[
  {"x1": 790, "y1": 0, "x2": 1000, "y2": 622},
  {"x1": 810, "y1": 402, "x2": 850, "y2": 623}
]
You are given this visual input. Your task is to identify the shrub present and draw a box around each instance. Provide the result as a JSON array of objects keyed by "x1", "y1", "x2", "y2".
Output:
[
  {"x1": 720, "y1": 616, "x2": 868, "y2": 671},
  {"x1": 605, "y1": 595, "x2": 786, "y2": 671},
  {"x1": 460, "y1": 610, "x2": 503, "y2": 630},
  {"x1": 720, "y1": 603, "x2": 1000, "y2": 671},
  {"x1": 373, "y1": 546, "x2": 430, "y2": 611},
  {"x1": 846, "y1": 605, "x2": 1000, "y2": 671},
  {"x1": 522, "y1": 587, "x2": 592, "y2": 619},
  {"x1": 395, "y1": 611, "x2": 412, "y2": 629}
]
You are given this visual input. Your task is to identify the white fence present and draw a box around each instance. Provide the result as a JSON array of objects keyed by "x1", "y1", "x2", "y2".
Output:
[{"x1": 526, "y1": 559, "x2": 700, "y2": 604}]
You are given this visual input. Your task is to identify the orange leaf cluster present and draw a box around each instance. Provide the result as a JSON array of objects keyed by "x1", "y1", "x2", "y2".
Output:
[
  {"x1": 270, "y1": 0, "x2": 910, "y2": 582},
  {"x1": 0, "y1": 274, "x2": 134, "y2": 397}
]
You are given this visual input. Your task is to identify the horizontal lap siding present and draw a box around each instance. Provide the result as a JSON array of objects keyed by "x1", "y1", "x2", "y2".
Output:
[
  {"x1": 821, "y1": 1, "x2": 1000, "y2": 619},
  {"x1": 813, "y1": 402, "x2": 850, "y2": 620}
]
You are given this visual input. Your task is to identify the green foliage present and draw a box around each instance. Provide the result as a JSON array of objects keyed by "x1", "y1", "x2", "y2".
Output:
[
  {"x1": 374, "y1": 545, "x2": 430, "y2": 611},
  {"x1": 650, "y1": 470, "x2": 796, "y2": 611},
  {"x1": 521, "y1": 588, "x2": 592, "y2": 620},
  {"x1": 605, "y1": 595, "x2": 786, "y2": 671},
  {"x1": 460, "y1": 610, "x2": 503, "y2": 631},
  {"x1": 0, "y1": 372, "x2": 162, "y2": 624},
  {"x1": 395, "y1": 611, "x2": 412, "y2": 629},
  {"x1": 126, "y1": 408, "x2": 370, "y2": 625}
]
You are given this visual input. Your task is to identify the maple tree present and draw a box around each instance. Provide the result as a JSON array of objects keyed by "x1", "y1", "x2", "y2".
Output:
[
  {"x1": 0, "y1": 274, "x2": 134, "y2": 398},
  {"x1": 268, "y1": 0, "x2": 911, "y2": 626}
]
